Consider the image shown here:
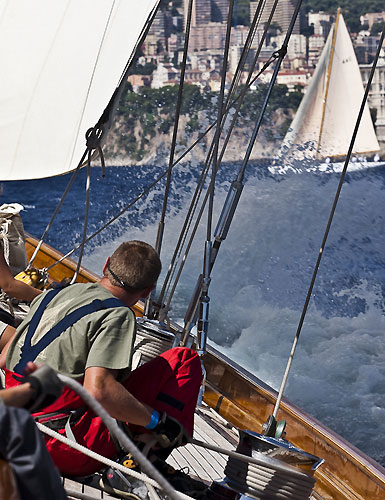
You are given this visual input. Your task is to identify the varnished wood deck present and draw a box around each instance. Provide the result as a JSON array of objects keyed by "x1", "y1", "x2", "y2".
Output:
[
  {"x1": 64, "y1": 404, "x2": 321, "y2": 500},
  {"x1": 64, "y1": 404, "x2": 238, "y2": 499}
]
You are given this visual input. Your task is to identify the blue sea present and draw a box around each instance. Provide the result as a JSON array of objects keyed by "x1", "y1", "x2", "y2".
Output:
[{"x1": 2, "y1": 160, "x2": 385, "y2": 467}]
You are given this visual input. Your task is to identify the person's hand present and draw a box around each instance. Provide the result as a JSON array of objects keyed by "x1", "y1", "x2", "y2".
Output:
[
  {"x1": 21, "y1": 364, "x2": 63, "y2": 413},
  {"x1": 23, "y1": 361, "x2": 39, "y2": 376},
  {"x1": 152, "y1": 412, "x2": 189, "y2": 448}
]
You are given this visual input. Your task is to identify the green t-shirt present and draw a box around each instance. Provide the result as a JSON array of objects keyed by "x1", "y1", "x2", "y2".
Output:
[{"x1": 6, "y1": 283, "x2": 135, "y2": 380}]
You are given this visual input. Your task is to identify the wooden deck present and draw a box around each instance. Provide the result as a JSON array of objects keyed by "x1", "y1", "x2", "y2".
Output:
[
  {"x1": 64, "y1": 404, "x2": 321, "y2": 500},
  {"x1": 64, "y1": 404, "x2": 238, "y2": 499}
]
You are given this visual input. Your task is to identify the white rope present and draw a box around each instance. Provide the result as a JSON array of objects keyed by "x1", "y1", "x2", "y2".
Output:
[
  {"x1": 46, "y1": 374, "x2": 193, "y2": 500},
  {"x1": 190, "y1": 438, "x2": 315, "y2": 479},
  {"x1": 190, "y1": 438, "x2": 314, "y2": 500}
]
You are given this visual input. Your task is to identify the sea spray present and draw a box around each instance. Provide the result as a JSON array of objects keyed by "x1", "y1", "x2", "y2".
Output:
[{"x1": 3, "y1": 161, "x2": 385, "y2": 465}]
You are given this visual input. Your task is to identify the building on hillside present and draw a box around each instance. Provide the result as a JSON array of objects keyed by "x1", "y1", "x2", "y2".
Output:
[
  {"x1": 355, "y1": 34, "x2": 382, "y2": 64},
  {"x1": 190, "y1": 23, "x2": 227, "y2": 51},
  {"x1": 307, "y1": 12, "x2": 334, "y2": 39},
  {"x1": 167, "y1": 33, "x2": 184, "y2": 59},
  {"x1": 212, "y1": 0, "x2": 229, "y2": 23},
  {"x1": 255, "y1": 0, "x2": 300, "y2": 35},
  {"x1": 188, "y1": 53, "x2": 219, "y2": 72},
  {"x1": 127, "y1": 74, "x2": 152, "y2": 92},
  {"x1": 151, "y1": 62, "x2": 179, "y2": 88},
  {"x1": 360, "y1": 58, "x2": 385, "y2": 146},
  {"x1": 184, "y1": 0, "x2": 231, "y2": 27},
  {"x1": 276, "y1": 69, "x2": 310, "y2": 90},
  {"x1": 308, "y1": 34, "x2": 325, "y2": 65},
  {"x1": 230, "y1": 25, "x2": 261, "y2": 49},
  {"x1": 147, "y1": 9, "x2": 168, "y2": 52},
  {"x1": 142, "y1": 33, "x2": 159, "y2": 58},
  {"x1": 360, "y1": 12, "x2": 385, "y2": 29},
  {"x1": 273, "y1": 33, "x2": 306, "y2": 59},
  {"x1": 229, "y1": 46, "x2": 257, "y2": 75},
  {"x1": 184, "y1": 0, "x2": 212, "y2": 27}
]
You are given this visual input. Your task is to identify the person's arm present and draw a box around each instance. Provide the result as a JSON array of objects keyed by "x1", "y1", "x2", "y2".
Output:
[
  {"x1": 0, "y1": 362, "x2": 39, "y2": 407},
  {"x1": 83, "y1": 366, "x2": 153, "y2": 427},
  {"x1": 0, "y1": 326, "x2": 17, "y2": 368},
  {"x1": 0, "y1": 325, "x2": 16, "y2": 353},
  {"x1": 0, "y1": 250, "x2": 42, "y2": 301},
  {"x1": 0, "y1": 383, "x2": 36, "y2": 407}
]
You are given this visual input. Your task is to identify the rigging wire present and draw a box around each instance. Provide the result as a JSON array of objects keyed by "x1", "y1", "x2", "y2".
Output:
[
  {"x1": 145, "y1": 0, "x2": 195, "y2": 318},
  {"x1": 154, "y1": 0, "x2": 194, "y2": 258},
  {"x1": 158, "y1": 0, "x2": 274, "y2": 310},
  {"x1": 181, "y1": 5, "x2": 293, "y2": 339},
  {"x1": 195, "y1": 0, "x2": 235, "y2": 355},
  {"x1": 43, "y1": 50, "x2": 281, "y2": 275},
  {"x1": 40, "y1": 0, "x2": 286, "y2": 279},
  {"x1": 27, "y1": 162, "x2": 83, "y2": 269},
  {"x1": 272, "y1": 23, "x2": 385, "y2": 420}
]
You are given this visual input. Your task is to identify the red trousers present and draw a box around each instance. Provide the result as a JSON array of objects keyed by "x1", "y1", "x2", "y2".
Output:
[{"x1": 5, "y1": 347, "x2": 202, "y2": 476}]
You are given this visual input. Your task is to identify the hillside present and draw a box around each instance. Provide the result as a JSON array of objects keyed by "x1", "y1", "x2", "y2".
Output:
[
  {"x1": 302, "y1": 0, "x2": 384, "y2": 31},
  {"x1": 104, "y1": 84, "x2": 302, "y2": 165}
]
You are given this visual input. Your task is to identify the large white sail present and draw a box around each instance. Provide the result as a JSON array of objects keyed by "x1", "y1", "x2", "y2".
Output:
[
  {"x1": 281, "y1": 11, "x2": 380, "y2": 161},
  {"x1": 0, "y1": 0, "x2": 160, "y2": 181}
]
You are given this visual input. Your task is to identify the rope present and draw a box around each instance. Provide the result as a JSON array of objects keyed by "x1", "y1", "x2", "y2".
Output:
[
  {"x1": 133, "y1": 321, "x2": 175, "y2": 365},
  {"x1": 27, "y1": 163, "x2": 82, "y2": 269},
  {"x1": 272, "y1": 22, "x2": 385, "y2": 419},
  {"x1": 190, "y1": 438, "x2": 314, "y2": 500},
  {"x1": 47, "y1": 374, "x2": 187, "y2": 500},
  {"x1": 39, "y1": 423, "x2": 196, "y2": 500},
  {"x1": 190, "y1": 439, "x2": 315, "y2": 479}
]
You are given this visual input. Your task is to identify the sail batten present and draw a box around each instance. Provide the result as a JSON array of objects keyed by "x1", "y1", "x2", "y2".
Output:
[
  {"x1": 0, "y1": 0, "x2": 160, "y2": 181},
  {"x1": 281, "y1": 12, "x2": 380, "y2": 161}
]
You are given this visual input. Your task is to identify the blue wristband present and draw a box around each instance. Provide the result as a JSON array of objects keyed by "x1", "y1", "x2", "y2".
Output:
[{"x1": 145, "y1": 410, "x2": 160, "y2": 430}]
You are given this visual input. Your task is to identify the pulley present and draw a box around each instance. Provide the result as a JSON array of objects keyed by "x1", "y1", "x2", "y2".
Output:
[
  {"x1": 262, "y1": 415, "x2": 286, "y2": 439},
  {"x1": 14, "y1": 267, "x2": 48, "y2": 290}
]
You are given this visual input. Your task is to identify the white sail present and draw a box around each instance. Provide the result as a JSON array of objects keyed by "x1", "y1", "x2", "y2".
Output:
[
  {"x1": 281, "y1": 11, "x2": 380, "y2": 161},
  {"x1": 0, "y1": 0, "x2": 160, "y2": 181}
]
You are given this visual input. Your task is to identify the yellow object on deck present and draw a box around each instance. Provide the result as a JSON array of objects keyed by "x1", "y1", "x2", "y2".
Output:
[{"x1": 14, "y1": 268, "x2": 47, "y2": 290}]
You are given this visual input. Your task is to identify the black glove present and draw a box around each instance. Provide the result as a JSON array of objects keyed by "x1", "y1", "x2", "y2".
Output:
[
  {"x1": 22, "y1": 364, "x2": 63, "y2": 413},
  {"x1": 153, "y1": 412, "x2": 189, "y2": 448},
  {"x1": 47, "y1": 278, "x2": 72, "y2": 290}
]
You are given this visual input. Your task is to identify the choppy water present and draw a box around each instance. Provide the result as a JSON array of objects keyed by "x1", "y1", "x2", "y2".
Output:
[{"x1": 2, "y1": 160, "x2": 385, "y2": 466}]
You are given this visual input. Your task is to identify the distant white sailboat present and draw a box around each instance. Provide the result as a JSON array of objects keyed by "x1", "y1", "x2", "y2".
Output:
[{"x1": 280, "y1": 9, "x2": 380, "y2": 163}]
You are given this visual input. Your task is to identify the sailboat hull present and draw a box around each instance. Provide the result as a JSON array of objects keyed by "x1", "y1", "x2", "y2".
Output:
[{"x1": 24, "y1": 234, "x2": 385, "y2": 499}]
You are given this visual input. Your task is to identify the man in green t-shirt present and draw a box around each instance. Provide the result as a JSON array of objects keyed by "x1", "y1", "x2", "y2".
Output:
[{"x1": 0, "y1": 241, "x2": 203, "y2": 488}]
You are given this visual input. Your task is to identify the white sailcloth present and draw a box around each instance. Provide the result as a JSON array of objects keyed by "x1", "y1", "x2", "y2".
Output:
[
  {"x1": 0, "y1": 0, "x2": 160, "y2": 181},
  {"x1": 281, "y1": 12, "x2": 379, "y2": 161}
]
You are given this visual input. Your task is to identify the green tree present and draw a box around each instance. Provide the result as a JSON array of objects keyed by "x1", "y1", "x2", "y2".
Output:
[{"x1": 370, "y1": 22, "x2": 384, "y2": 35}]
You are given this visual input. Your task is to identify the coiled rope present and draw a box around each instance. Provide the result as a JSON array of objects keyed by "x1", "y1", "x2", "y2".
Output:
[
  {"x1": 190, "y1": 438, "x2": 315, "y2": 500},
  {"x1": 133, "y1": 321, "x2": 175, "y2": 366}
]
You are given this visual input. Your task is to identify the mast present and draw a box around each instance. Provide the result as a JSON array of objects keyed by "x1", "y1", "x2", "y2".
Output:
[{"x1": 316, "y1": 8, "x2": 340, "y2": 159}]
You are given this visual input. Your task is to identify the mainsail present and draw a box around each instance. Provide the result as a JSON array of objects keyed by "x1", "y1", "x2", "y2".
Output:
[
  {"x1": 0, "y1": 0, "x2": 160, "y2": 181},
  {"x1": 281, "y1": 10, "x2": 380, "y2": 161}
]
